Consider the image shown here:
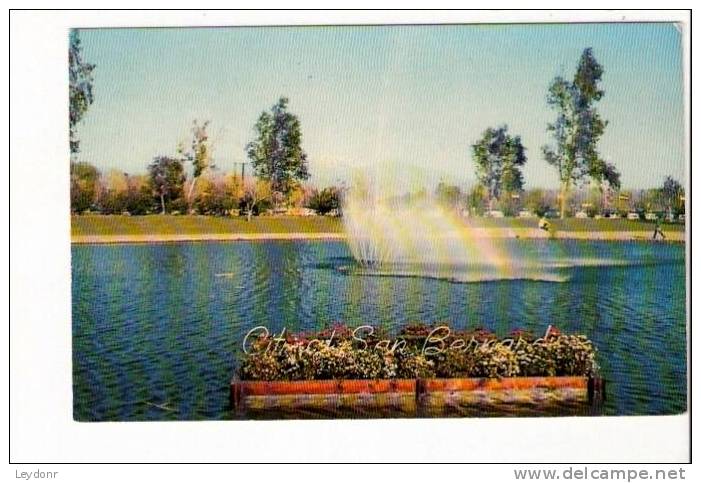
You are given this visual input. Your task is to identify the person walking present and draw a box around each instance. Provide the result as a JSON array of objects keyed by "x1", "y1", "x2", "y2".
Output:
[{"x1": 652, "y1": 220, "x2": 666, "y2": 240}]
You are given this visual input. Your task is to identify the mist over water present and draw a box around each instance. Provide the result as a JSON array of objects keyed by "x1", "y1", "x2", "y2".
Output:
[{"x1": 341, "y1": 187, "x2": 632, "y2": 283}]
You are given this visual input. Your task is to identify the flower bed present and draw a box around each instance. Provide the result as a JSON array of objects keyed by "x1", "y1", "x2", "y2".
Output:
[
  {"x1": 231, "y1": 324, "x2": 604, "y2": 416},
  {"x1": 238, "y1": 323, "x2": 599, "y2": 381}
]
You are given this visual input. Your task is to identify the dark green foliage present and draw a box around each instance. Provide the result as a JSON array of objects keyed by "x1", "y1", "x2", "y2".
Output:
[
  {"x1": 70, "y1": 161, "x2": 100, "y2": 213},
  {"x1": 307, "y1": 186, "x2": 342, "y2": 215},
  {"x1": 472, "y1": 125, "x2": 527, "y2": 208},
  {"x1": 98, "y1": 188, "x2": 129, "y2": 215},
  {"x1": 148, "y1": 156, "x2": 186, "y2": 214},
  {"x1": 543, "y1": 48, "x2": 620, "y2": 217},
  {"x1": 660, "y1": 176, "x2": 685, "y2": 214},
  {"x1": 237, "y1": 195, "x2": 272, "y2": 218},
  {"x1": 574, "y1": 47, "x2": 605, "y2": 105},
  {"x1": 246, "y1": 97, "x2": 310, "y2": 202},
  {"x1": 98, "y1": 177, "x2": 154, "y2": 215},
  {"x1": 126, "y1": 184, "x2": 156, "y2": 215},
  {"x1": 69, "y1": 30, "x2": 95, "y2": 156},
  {"x1": 589, "y1": 158, "x2": 621, "y2": 191}
]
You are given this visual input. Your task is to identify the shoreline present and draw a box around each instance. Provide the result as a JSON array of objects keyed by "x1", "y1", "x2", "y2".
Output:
[{"x1": 71, "y1": 228, "x2": 685, "y2": 244}]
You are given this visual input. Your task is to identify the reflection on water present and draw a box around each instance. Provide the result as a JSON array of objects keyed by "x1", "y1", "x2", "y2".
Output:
[{"x1": 72, "y1": 239, "x2": 686, "y2": 420}]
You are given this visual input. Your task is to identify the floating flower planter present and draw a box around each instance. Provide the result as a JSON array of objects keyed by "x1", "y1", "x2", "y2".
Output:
[
  {"x1": 231, "y1": 378, "x2": 417, "y2": 416},
  {"x1": 232, "y1": 324, "x2": 605, "y2": 417},
  {"x1": 231, "y1": 376, "x2": 605, "y2": 417}
]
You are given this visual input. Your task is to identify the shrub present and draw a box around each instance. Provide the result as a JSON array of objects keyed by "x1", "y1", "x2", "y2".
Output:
[
  {"x1": 70, "y1": 161, "x2": 100, "y2": 213},
  {"x1": 306, "y1": 186, "x2": 342, "y2": 215}
]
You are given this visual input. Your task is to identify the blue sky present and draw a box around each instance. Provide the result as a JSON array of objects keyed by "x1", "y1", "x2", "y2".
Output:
[{"x1": 75, "y1": 23, "x2": 684, "y2": 191}]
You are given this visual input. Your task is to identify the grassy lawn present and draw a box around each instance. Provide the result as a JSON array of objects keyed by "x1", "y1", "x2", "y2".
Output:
[
  {"x1": 465, "y1": 217, "x2": 685, "y2": 232},
  {"x1": 72, "y1": 214, "x2": 684, "y2": 236},
  {"x1": 71, "y1": 215, "x2": 345, "y2": 236}
]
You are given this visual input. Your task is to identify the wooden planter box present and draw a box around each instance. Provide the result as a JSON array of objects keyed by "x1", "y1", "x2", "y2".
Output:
[{"x1": 231, "y1": 376, "x2": 605, "y2": 418}]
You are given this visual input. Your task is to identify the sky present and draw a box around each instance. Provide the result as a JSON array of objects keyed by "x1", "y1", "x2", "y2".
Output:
[{"x1": 75, "y1": 23, "x2": 685, "y2": 192}]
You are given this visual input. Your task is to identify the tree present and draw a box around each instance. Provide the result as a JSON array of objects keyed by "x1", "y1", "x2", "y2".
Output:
[
  {"x1": 613, "y1": 190, "x2": 634, "y2": 215},
  {"x1": 542, "y1": 48, "x2": 619, "y2": 218},
  {"x1": 246, "y1": 97, "x2": 310, "y2": 204},
  {"x1": 307, "y1": 186, "x2": 342, "y2": 215},
  {"x1": 589, "y1": 158, "x2": 621, "y2": 215},
  {"x1": 471, "y1": 125, "x2": 527, "y2": 210},
  {"x1": 660, "y1": 176, "x2": 685, "y2": 215},
  {"x1": 70, "y1": 161, "x2": 100, "y2": 213},
  {"x1": 69, "y1": 30, "x2": 95, "y2": 158},
  {"x1": 239, "y1": 179, "x2": 273, "y2": 221},
  {"x1": 98, "y1": 169, "x2": 130, "y2": 214},
  {"x1": 637, "y1": 189, "x2": 664, "y2": 214},
  {"x1": 288, "y1": 183, "x2": 314, "y2": 208},
  {"x1": 124, "y1": 174, "x2": 155, "y2": 215},
  {"x1": 523, "y1": 189, "x2": 551, "y2": 217},
  {"x1": 148, "y1": 156, "x2": 186, "y2": 214},
  {"x1": 192, "y1": 171, "x2": 241, "y2": 216},
  {"x1": 179, "y1": 120, "x2": 213, "y2": 207},
  {"x1": 434, "y1": 182, "x2": 463, "y2": 211},
  {"x1": 466, "y1": 184, "x2": 488, "y2": 215}
]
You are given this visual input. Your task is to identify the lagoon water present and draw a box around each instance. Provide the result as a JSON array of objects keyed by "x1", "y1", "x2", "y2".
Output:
[{"x1": 72, "y1": 239, "x2": 686, "y2": 420}]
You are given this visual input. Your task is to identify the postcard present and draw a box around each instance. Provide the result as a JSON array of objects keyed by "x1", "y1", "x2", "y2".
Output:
[
  {"x1": 10, "y1": 11, "x2": 692, "y2": 467},
  {"x1": 67, "y1": 21, "x2": 687, "y2": 423}
]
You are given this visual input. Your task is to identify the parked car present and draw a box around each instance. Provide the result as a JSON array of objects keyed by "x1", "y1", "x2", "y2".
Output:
[
  {"x1": 574, "y1": 211, "x2": 589, "y2": 219},
  {"x1": 518, "y1": 210, "x2": 535, "y2": 218},
  {"x1": 644, "y1": 212, "x2": 658, "y2": 221},
  {"x1": 486, "y1": 210, "x2": 505, "y2": 218},
  {"x1": 544, "y1": 209, "x2": 560, "y2": 219},
  {"x1": 627, "y1": 212, "x2": 640, "y2": 220}
]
